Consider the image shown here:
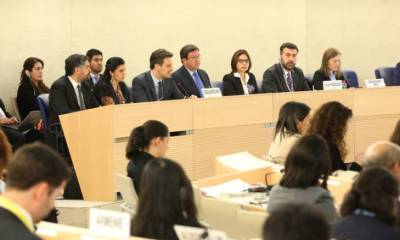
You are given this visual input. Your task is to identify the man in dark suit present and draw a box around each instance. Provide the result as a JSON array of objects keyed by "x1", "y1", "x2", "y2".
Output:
[
  {"x1": 132, "y1": 49, "x2": 184, "y2": 102},
  {"x1": 172, "y1": 44, "x2": 211, "y2": 98},
  {"x1": 0, "y1": 143, "x2": 69, "y2": 240},
  {"x1": 84, "y1": 49, "x2": 103, "y2": 90},
  {"x1": 262, "y1": 42, "x2": 310, "y2": 93},
  {"x1": 0, "y1": 98, "x2": 25, "y2": 150},
  {"x1": 49, "y1": 54, "x2": 99, "y2": 124}
]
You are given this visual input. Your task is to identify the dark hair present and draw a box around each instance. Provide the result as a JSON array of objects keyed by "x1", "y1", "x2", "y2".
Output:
[
  {"x1": 340, "y1": 167, "x2": 398, "y2": 226},
  {"x1": 280, "y1": 135, "x2": 331, "y2": 189},
  {"x1": 101, "y1": 57, "x2": 125, "y2": 84},
  {"x1": 86, "y1": 49, "x2": 103, "y2": 61},
  {"x1": 6, "y1": 142, "x2": 70, "y2": 192},
  {"x1": 20, "y1": 57, "x2": 50, "y2": 94},
  {"x1": 274, "y1": 101, "x2": 310, "y2": 139},
  {"x1": 307, "y1": 101, "x2": 353, "y2": 159},
  {"x1": 390, "y1": 120, "x2": 400, "y2": 146},
  {"x1": 180, "y1": 44, "x2": 199, "y2": 60},
  {"x1": 150, "y1": 49, "x2": 173, "y2": 69},
  {"x1": 280, "y1": 42, "x2": 299, "y2": 55},
  {"x1": 263, "y1": 203, "x2": 330, "y2": 240},
  {"x1": 126, "y1": 120, "x2": 169, "y2": 160},
  {"x1": 320, "y1": 48, "x2": 342, "y2": 78},
  {"x1": 132, "y1": 158, "x2": 200, "y2": 239},
  {"x1": 65, "y1": 54, "x2": 88, "y2": 76},
  {"x1": 230, "y1": 49, "x2": 252, "y2": 73},
  {"x1": 0, "y1": 128, "x2": 12, "y2": 175}
]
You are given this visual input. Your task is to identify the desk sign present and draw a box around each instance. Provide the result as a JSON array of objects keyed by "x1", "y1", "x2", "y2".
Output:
[
  {"x1": 323, "y1": 80, "x2": 344, "y2": 90},
  {"x1": 364, "y1": 78, "x2": 386, "y2": 88},
  {"x1": 89, "y1": 208, "x2": 131, "y2": 239},
  {"x1": 202, "y1": 88, "x2": 222, "y2": 98}
]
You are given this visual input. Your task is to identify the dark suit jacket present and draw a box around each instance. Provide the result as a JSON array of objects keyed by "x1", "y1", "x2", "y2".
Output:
[
  {"x1": 313, "y1": 70, "x2": 348, "y2": 90},
  {"x1": 222, "y1": 72, "x2": 259, "y2": 96},
  {"x1": 49, "y1": 76, "x2": 99, "y2": 123},
  {"x1": 327, "y1": 141, "x2": 347, "y2": 173},
  {"x1": 172, "y1": 66, "x2": 211, "y2": 97},
  {"x1": 131, "y1": 71, "x2": 184, "y2": 103},
  {"x1": 261, "y1": 63, "x2": 310, "y2": 93},
  {"x1": 0, "y1": 207, "x2": 41, "y2": 240},
  {"x1": 16, "y1": 82, "x2": 46, "y2": 120},
  {"x1": 333, "y1": 214, "x2": 400, "y2": 240},
  {"x1": 394, "y1": 62, "x2": 400, "y2": 86},
  {"x1": 127, "y1": 151, "x2": 154, "y2": 194},
  {"x1": 93, "y1": 80, "x2": 131, "y2": 105},
  {"x1": 0, "y1": 98, "x2": 12, "y2": 118},
  {"x1": 84, "y1": 74, "x2": 102, "y2": 90}
]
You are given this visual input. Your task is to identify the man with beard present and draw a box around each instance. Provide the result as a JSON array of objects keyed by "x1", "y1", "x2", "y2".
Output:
[
  {"x1": 85, "y1": 49, "x2": 103, "y2": 90},
  {"x1": 262, "y1": 42, "x2": 310, "y2": 93}
]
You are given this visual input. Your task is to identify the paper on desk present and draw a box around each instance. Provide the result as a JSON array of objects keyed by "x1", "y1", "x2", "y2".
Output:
[
  {"x1": 216, "y1": 151, "x2": 283, "y2": 172},
  {"x1": 201, "y1": 179, "x2": 251, "y2": 198}
]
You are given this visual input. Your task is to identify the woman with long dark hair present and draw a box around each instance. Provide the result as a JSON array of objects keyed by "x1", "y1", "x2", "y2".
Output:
[
  {"x1": 94, "y1": 57, "x2": 131, "y2": 105},
  {"x1": 131, "y1": 158, "x2": 202, "y2": 239}
]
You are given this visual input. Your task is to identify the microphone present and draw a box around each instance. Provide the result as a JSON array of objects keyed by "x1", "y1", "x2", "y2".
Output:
[{"x1": 176, "y1": 81, "x2": 190, "y2": 98}]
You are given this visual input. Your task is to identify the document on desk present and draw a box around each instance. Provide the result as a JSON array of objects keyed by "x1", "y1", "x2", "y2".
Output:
[
  {"x1": 216, "y1": 151, "x2": 283, "y2": 172},
  {"x1": 201, "y1": 179, "x2": 251, "y2": 198}
]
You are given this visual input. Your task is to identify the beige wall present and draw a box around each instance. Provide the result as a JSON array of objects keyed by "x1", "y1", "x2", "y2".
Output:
[{"x1": 1, "y1": 0, "x2": 399, "y2": 110}]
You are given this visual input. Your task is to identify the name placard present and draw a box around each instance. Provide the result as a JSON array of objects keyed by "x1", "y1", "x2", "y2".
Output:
[
  {"x1": 89, "y1": 208, "x2": 131, "y2": 239},
  {"x1": 202, "y1": 88, "x2": 222, "y2": 98},
  {"x1": 364, "y1": 78, "x2": 386, "y2": 88},
  {"x1": 323, "y1": 80, "x2": 344, "y2": 90}
]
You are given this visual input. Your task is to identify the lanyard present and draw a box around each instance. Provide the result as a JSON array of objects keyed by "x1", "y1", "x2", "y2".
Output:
[{"x1": 0, "y1": 196, "x2": 34, "y2": 232}]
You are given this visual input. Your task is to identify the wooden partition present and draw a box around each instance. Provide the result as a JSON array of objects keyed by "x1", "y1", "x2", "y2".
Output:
[{"x1": 60, "y1": 87, "x2": 400, "y2": 201}]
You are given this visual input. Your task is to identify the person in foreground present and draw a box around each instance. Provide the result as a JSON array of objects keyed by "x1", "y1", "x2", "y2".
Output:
[
  {"x1": 263, "y1": 203, "x2": 330, "y2": 240},
  {"x1": 267, "y1": 134, "x2": 337, "y2": 222},
  {"x1": 0, "y1": 142, "x2": 69, "y2": 240},
  {"x1": 333, "y1": 167, "x2": 400, "y2": 240},
  {"x1": 131, "y1": 158, "x2": 202, "y2": 240}
]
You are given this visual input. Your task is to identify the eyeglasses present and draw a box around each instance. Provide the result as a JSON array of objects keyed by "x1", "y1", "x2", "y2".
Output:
[
  {"x1": 238, "y1": 59, "x2": 250, "y2": 64},
  {"x1": 188, "y1": 56, "x2": 201, "y2": 61}
]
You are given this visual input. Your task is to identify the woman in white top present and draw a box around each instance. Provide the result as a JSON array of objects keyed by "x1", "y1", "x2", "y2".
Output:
[{"x1": 267, "y1": 101, "x2": 310, "y2": 165}]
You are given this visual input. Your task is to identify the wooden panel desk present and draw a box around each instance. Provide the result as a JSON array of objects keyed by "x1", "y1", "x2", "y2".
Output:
[{"x1": 60, "y1": 87, "x2": 400, "y2": 201}]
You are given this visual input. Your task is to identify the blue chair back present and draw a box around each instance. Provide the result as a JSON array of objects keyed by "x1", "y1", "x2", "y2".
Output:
[
  {"x1": 37, "y1": 94, "x2": 50, "y2": 129},
  {"x1": 343, "y1": 70, "x2": 359, "y2": 88},
  {"x1": 375, "y1": 67, "x2": 395, "y2": 86},
  {"x1": 304, "y1": 73, "x2": 314, "y2": 89},
  {"x1": 213, "y1": 81, "x2": 224, "y2": 93}
]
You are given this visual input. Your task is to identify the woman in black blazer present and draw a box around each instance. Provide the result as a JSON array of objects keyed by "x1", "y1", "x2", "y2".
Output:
[
  {"x1": 223, "y1": 49, "x2": 259, "y2": 96},
  {"x1": 17, "y1": 57, "x2": 50, "y2": 120},
  {"x1": 313, "y1": 48, "x2": 350, "y2": 90},
  {"x1": 94, "y1": 57, "x2": 131, "y2": 105}
]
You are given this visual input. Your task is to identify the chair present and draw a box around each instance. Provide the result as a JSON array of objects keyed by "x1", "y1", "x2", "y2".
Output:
[
  {"x1": 37, "y1": 94, "x2": 50, "y2": 129},
  {"x1": 304, "y1": 73, "x2": 314, "y2": 90},
  {"x1": 256, "y1": 79, "x2": 263, "y2": 91},
  {"x1": 342, "y1": 70, "x2": 359, "y2": 88},
  {"x1": 9, "y1": 97, "x2": 21, "y2": 121},
  {"x1": 236, "y1": 209, "x2": 268, "y2": 239},
  {"x1": 212, "y1": 81, "x2": 223, "y2": 92},
  {"x1": 114, "y1": 173, "x2": 138, "y2": 214},
  {"x1": 375, "y1": 67, "x2": 395, "y2": 86}
]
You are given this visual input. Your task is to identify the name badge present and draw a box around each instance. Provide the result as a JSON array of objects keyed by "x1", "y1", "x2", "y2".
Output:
[
  {"x1": 89, "y1": 208, "x2": 131, "y2": 239},
  {"x1": 323, "y1": 80, "x2": 344, "y2": 90},
  {"x1": 202, "y1": 88, "x2": 222, "y2": 98},
  {"x1": 364, "y1": 79, "x2": 386, "y2": 88}
]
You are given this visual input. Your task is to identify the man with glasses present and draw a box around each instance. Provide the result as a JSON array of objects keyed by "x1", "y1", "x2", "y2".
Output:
[{"x1": 172, "y1": 44, "x2": 211, "y2": 98}]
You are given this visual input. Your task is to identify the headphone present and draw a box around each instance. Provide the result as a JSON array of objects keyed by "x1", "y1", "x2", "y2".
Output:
[{"x1": 24, "y1": 70, "x2": 30, "y2": 78}]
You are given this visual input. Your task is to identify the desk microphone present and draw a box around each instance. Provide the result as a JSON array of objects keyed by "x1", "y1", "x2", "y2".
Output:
[{"x1": 176, "y1": 81, "x2": 190, "y2": 98}]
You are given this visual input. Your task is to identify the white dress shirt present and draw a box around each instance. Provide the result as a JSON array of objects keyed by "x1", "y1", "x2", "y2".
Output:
[
  {"x1": 234, "y1": 72, "x2": 250, "y2": 95},
  {"x1": 68, "y1": 76, "x2": 83, "y2": 108}
]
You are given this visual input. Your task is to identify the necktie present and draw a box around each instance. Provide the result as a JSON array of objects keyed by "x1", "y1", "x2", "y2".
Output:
[
  {"x1": 286, "y1": 72, "x2": 294, "y2": 92},
  {"x1": 77, "y1": 85, "x2": 86, "y2": 110},
  {"x1": 158, "y1": 81, "x2": 163, "y2": 100},
  {"x1": 193, "y1": 72, "x2": 205, "y2": 97},
  {"x1": 93, "y1": 75, "x2": 99, "y2": 85}
]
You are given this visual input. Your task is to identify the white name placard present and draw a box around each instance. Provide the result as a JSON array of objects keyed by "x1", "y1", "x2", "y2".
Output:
[
  {"x1": 364, "y1": 78, "x2": 386, "y2": 88},
  {"x1": 202, "y1": 88, "x2": 222, "y2": 98},
  {"x1": 323, "y1": 80, "x2": 344, "y2": 90},
  {"x1": 89, "y1": 208, "x2": 131, "y2": 239},
  {"x1": 174, "y1": 225, "x2": 228, "y2": 240}
]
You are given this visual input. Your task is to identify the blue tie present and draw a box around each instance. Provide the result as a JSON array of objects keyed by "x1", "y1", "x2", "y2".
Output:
[{"x1": 193, "y1": 72, "x2": 205, "y2": 97}]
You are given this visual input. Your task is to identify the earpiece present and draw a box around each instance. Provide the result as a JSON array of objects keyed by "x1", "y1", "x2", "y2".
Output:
[{"x1": 24, "y1": 70, "x2": 30, "y2": 78}]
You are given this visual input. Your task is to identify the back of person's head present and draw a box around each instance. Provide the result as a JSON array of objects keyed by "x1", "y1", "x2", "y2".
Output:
[
  {"x1": 102, "y1": 57, "x2": 125, "y2": 84},
  {"x1": 132, "y1": 158, "x2": 198, "y2": 239},
  {"x1": 320, "y1": 48, "x2": 342, "y2": 77},
  {"x1": 340, "y1": 167, "x2": 398, "y2": 226},
  {"x1": 390, "y1": 120, "x2": 400, "y2": 146},
  {"x1": 274, "y1": 101, "x2": 310, "y2": 138},
  {"x1": 307, "y1": 101, "x2": 353, "y2": 158},
  {"x1": 280, "y1": 134, "x2": 331, "y2": 189},
  {"x1": 126, "y1": 120, "x2": 169, "y2": 159},
  {"x1": 363, "y1": 141, "x2": 400, "y2": 171},
  {"x1": 263, "y1": 203, "x2": 330, "y2": 240},
  {"x1": 86, "y1": 49, "x2": 103, "y2": 62},
  {"x1": 65, "y1": 54, "x2": 88, "y2": 76},
  {"x1": 0, "y1": 128, "x2": 12, "y2": 175}
]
